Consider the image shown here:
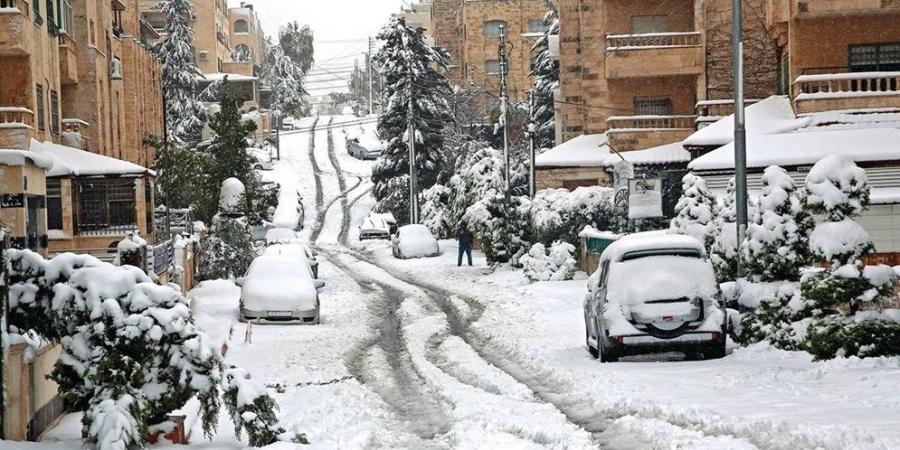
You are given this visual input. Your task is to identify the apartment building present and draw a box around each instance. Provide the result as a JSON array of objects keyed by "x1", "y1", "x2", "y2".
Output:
[
  {"x1": 141, "y1": 0, "x2": 231, "y2": 73},
  {"x1": 226, "y1": 2, "x2": 266, "y2": 75},
  {"x1": 431, "y1": 0, "x2": 548, "y2": 119}
]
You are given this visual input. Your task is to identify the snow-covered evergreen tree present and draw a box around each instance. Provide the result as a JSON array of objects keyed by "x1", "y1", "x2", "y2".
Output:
[
  {"x1": 465, "y1": 195, "x2": 532, "y2": 266},
  {"x1": 741, "y1": 166, "x2": 815, "y2": 282},
  {"x1": 531, "y1": 187, "x2": 615, "y2": 247},
  {"x1": 710, "y1": 178, "x2": 739, "y2": 281},
  {"x1": 800, "y1": 156, "x2": 898, "y2": 359},
  {"x1": 448, "y1": 146, "x2": 506, "y2": 222},
  {"x1": 529, "y1": 3, "x2": 559, "y2": 150},
  {"x1": 669, "y1": 173, "x2": 718, "y2": 249},
  {"x1": 265, "y1": 45, "x2": 308, "y2": 120},
  {"x1": 154, "y1": 0, "x2": 206, "y2": 144},
  {"x1": 372, "y1": 16, "x2": 452, "y2": 223},
  {"x1": 420, "y1": 184, "x2": 453, "y2": 238},
  {"x1": 198, "y1": 179, "x2": 256, "y2": 281}
]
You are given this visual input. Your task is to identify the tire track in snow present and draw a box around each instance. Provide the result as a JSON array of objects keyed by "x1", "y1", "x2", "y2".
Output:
[{"x1": 306, "y1": 116, "x2": 325, "y2": 214}]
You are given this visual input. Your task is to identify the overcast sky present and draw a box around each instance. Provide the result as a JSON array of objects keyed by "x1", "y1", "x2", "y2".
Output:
[{"x1": 229, "y1": 0, "x2": 408, "y2": 94}]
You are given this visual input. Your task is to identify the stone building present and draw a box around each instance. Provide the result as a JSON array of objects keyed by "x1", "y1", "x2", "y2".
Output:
[
  {"x1": 140, "y1": 0, "x2": 231, "y2": 73},
  {"x1": 227, "y1": 2, "x2": 267, "y2": 75},
  {"x1": 431, "y1": 0, "x2": 549, "y2": 119}
]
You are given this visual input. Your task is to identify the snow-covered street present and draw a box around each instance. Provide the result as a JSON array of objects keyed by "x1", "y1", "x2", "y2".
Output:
[{"x1": 149, "y1": 116, "x2": 900, "y2": 449}]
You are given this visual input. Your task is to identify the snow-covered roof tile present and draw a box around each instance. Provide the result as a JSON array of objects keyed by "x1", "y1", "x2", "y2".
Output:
[
  {"x1": 0, "y1": 149, "x2": 54, "y2": 171},
  {"x1": 29, "y1": 139, "x2": 152, "y2": 177},
  {"x1": 536, "y1": 133, "x2": 610, "y2": 168},
  {"x1": 682, "y1": 96, "x2": 808, "y2": 148},
  {"x1": 688, "y1": 128, "x2": 900, "y2": 171},
  {"x1": 603, "y1": 141, "x2": 690, "y2": 167}
]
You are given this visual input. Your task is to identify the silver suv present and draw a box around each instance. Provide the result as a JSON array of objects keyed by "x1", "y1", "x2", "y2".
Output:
[{"x1": 584, "y1": 233, "x2": 727, "y2": 362}]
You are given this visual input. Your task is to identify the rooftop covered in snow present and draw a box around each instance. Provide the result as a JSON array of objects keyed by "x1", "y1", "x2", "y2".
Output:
[
  {"x1": 603, "y1": 141, "x2": 690, "y2": 168},
  {"x1": 682, "y1": 96, "x2": 809, "y2": 148},
  {"x1": 536, "y1": 133, "x2": 610, "y2": 168},
  {"x1": 0, "y1": 149, "x2": 54, "y2": 170},
  {"x1": 29, "y1": 139, "x2": 153, "y2": 177}
]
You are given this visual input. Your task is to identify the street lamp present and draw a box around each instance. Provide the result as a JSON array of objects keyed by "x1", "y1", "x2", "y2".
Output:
[{"x1": 732, "y1": 0, "x2": 748, "y2": 278}]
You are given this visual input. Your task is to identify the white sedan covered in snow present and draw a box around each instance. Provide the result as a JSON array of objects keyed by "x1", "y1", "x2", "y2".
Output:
[
  {"x1": 584, "y1": 232, "x2": 726, "y2": 362},
  {"x1": 263, "y1": 243, "x2": 319, "y2": 278},
  {"x1": 391, "y1": 224, "x2": 441, "y2": 259},
  {"x1": 238, "y1": 254, "x2": 324, "y2": 324}
]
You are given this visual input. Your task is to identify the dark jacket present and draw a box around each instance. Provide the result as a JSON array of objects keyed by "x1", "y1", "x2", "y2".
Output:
[{"x1": 457, "y1": 228, "x2": 474, "y2": 248}]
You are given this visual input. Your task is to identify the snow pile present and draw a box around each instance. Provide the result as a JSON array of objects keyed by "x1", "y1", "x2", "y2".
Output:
[
  {"x1": 219, "y1": 177, "x2": 246, "y2": 215},
  {"x1": 519, "y1": 242, "x2": 578, "y2": 282},
  {"x1": 394, "y1": 224, "x2": 440, "y2": 258},
  {"x1": 535, "y1": 133, "x2": 610, "y2": 168}
]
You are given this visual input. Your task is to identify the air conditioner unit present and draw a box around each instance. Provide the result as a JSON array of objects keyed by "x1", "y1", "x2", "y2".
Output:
[{"x1": 199, "y1": 51, "x2": 209, "y2": 61}]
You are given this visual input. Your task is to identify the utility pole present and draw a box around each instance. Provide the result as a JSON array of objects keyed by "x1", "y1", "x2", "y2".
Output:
[
  {"x1": 498, "y1": 24, "x2": 510, "y2": 196},
  {"x1": 367, "y1": 36, "x2": 374, "y2": 115},
  {"x1": 732, "y1": 0, "x2": 748, "y2": 278},
  {"x1": 407, "y1": 82, "x2": 418, "y2": 224},
  {"x1": 527, "y1": 90, "x2": 536, "y2": 197},
  {"x1": 161, "y1": 95, "x2": 172, "y2": 238}
]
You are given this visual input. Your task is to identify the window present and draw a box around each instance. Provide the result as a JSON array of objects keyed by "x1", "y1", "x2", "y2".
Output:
[
  {"x1": 776, "y1": 47, "x2": 789, "y2": 95},
  {"x1": 528, "y1": 20, "x2": 546, "y2": 34},
  {"x1": 485, "y1": 59, "x2": 501, "y2": 75},
  {"x1": 849, "y1": 42, "x2": 900, "y2": 72},
  {"x1": 46, "y1": 0, "x2": 58, "y2": 35},
  {"x1": 47, "y1": 179, "x2": 63, "y2": 231},
  {"x1": 634, "y1": 96, "x2": 672, "y2": 116},
  {"x1": 233, "y1": 19, "x2": 249, "y2": 33},
  {"x1": 483, "y1": 20, "x2": 507, "y2": 38},
  {"x1": 76, "y1": 179, "x2": 136, "y2": 232},
  {"x1": 50, "y1": 90, "x2": 59, "y2": 135},
  {"x1": 59, "y1": 0, "x2": 73, "y2": 35},
  {"x1": 631, "y1": 15, "x2": 668, "y2": 34},
  {"x1": 36, "y1": 84, "x2": 46, "y2": 132}
]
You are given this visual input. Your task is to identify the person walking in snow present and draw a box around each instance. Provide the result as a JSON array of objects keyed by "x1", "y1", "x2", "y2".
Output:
[{"x1": 457, "y1": 221, "x2": 474, "y2": 267}]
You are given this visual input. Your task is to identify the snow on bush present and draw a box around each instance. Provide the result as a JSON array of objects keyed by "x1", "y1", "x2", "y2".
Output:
[
  {"x1": 197, "y1": 214, "x2": 256, "y2": 281},
  {"x1": 519, "y1": 241, "x2": 577, "y2": 282},
  {"x1": 219, "y1": 177, "x2": 247, "y2": 215},
  {"x1": 741, "y1": 166, "x2": 814, "y2": 282},
  {"x1": 710, "y1": 178, "x2": 739, "y2": 282},
  {"x1": 448, "y1": 146, "x2": 505, "y2": 222},
  {"x1": 799, "y1": 157, "x2": 897, "y2": 359},
  {"x1": 669, "y1": 173, "x2": 717, "y2": 249},
  {"x1": 531, "y1": 186, "x2": 614, "y2": 247},
  {"x1": 114, "y1": 232, "x2": 147, "y2": 268},
  {"x1": 736, "y1": 282, "x2": 814, "y2": 350},
  {"x1": 420, "y1": 184, "x2": 453, "y2": 238},
  {"x1": 5, "y1": 250, "x2": 291, "y2": 449},
  {"x1": 224, "y1": 368, "x2": 298, "y2": 446},
  {"x1": 465, "y1": 195, "x2": 532, "y2": 266}
]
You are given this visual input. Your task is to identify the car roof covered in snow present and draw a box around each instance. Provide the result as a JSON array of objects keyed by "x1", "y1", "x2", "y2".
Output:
[
  {"x1": 600, "y1": 232, "x2": 705, "y2": 263},
  {"x1": 536, "y1": 133, "x2": 611, "y2": 168},
  {"x1": 265, "y1": 227, "x2": 301, "y2": 244}
]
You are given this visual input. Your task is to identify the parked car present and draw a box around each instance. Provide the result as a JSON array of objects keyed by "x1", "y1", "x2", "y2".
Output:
[
  {"x1": 346, "y1": 136, "x2": 385, "y2": 160},
  {"x1": 392, "y1": 224, "x2": 441, "y2": 259},
  {"x1": 250, "y1": 147, "x2": 274, "y2": 171},
  {"x1": 265, "y1": 227, "x2": 302, "y2": 245},
  {"x1": 263, "y1": 243, "x2": 319, "y2": 278},
  {"x1": 238, "y1": 254, "x2": 324, "y2": 324},
  {"x1": 359, "y1": 213, "x2": 392, "y2": 240},
  {"x1": 272, "y1": 189, "x2": 304, "y2": 231},
  {"x1": 583, "y1": 232, "x2": 727, "y2": 362},
  {"x1": 250, "y1": 221, "x2": 274, "y2": 243}
]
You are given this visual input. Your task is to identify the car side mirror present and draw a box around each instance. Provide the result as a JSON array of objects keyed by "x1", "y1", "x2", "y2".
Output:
[{"x1": 314, "y1": 280, "x2": 325, "y2": 290}]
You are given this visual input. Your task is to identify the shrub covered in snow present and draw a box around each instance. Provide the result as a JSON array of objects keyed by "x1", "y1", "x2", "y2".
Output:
[
  {"x1": 669, "y1": 173, "x2": 717, "y2": 249},
  {"x1": 448, "y1": 146, "x2": 506, "y2": 222},
  {"x1": 6, "y1": 250, "x2": 289, "y2": 449},
  {"x1": 737, "y1": 282, "x2": 814, "y2": 350},
  {"x1": 804, "y1": 316, "x2": 900, "y2": 360},
  {"x1": 465, "y1": 195, "x2": 532, "y2": 265},
  {"x1": 224, "y1": 368, "x2": 291, "y2": 446},
  {"x1": 197, "y1": 214, "x2": 256, "y2": 281},
  {"x1": 741, "y1": 166, "x2": 814, "y2": 282},
  {"x1": 115, "y1": 232, "x2": 147, "y2": 268},
  {"x1": 710, "y1": 178, "x2": 739, "y2": 282},
  {"x1": 519, "y1": 241, "x2": 577, "y2": 282},
  {"x1": 420, "y1": 184, "x2": 453, "y2": 238},
  {"x1": 531, "y1": 187, "x2": 615, "y2": 248}
]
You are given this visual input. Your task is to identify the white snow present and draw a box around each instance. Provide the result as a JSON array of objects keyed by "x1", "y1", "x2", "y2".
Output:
[
  {"x1": 805, "y1": 154, "x2": 869, "y2": 216},
  {"x1": 603, "y1": 140, "x2": 690, "y2": 167},
  {"x1": 240, "y1": 255, "x2": 318, "y2": 313},
  {"x1": 535, "y1": 133, "x2": 610, "y2": 167},
  {"x1": 218, "y1": 178, "x2": 246, "y2": 214},
  {"x1": 683, "y1": 96, "x2": 807, "y2": 148},
  {"x1": 810, "y1": 219, "x2": 872, "y2": 261},
  {"x1": 601, "y1": 231, "x2": 705, "y2": 262},
  {"x1": 0, "y1": 149, "x2": 54, "y2": 170},
  {"x1": 393, "y1": 224, "x2": 440, "y2": 258},
  {"x1": 199, "y1": 72, "x2": 258, "y2": 82},
  {"x1": 29, "y1": 139, "x2": 152, "y2": 177},
  {"x1": 606, "y1": 255, "x2": 719, "y2": 306}
]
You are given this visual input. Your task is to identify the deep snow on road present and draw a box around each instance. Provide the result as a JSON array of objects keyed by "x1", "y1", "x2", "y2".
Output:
[{"x1": 36, "y1": 115, "x2": 900, "y2": 450}]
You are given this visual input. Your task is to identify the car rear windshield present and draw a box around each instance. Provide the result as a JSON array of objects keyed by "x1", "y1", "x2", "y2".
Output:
[{"x1": 606, "y1": 255, "x2": 718, "y2": 306}]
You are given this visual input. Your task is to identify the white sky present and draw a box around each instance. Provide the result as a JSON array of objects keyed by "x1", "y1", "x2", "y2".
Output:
[{"x1": 229, "y1": 0, "x2": 407, "y2": 94}]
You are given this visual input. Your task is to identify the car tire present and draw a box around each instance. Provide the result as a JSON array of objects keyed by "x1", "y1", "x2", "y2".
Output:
[
  {"x1": 704, "y1": 337, "x2": 727, "y2": 360},
  {"x1": 585, "y1": 315, "x2": 599, "y2": 358},
  {"x1": 597, "y1": 319, "x2": 619, "y2": 363}
]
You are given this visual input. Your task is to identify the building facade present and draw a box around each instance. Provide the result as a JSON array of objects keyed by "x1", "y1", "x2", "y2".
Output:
[
  {"x1": 140, "y1": 0, "x2": 231, "y2": 73},
  {"x1": 226, "y1": 2, "x2": 266, "y2": 75}
]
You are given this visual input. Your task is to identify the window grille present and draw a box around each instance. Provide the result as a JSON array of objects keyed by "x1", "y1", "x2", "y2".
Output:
[
  {"x1": 50, "y1": 90, "x2": 59, "y2": 135},
  {"x1": 634, "y1": 96, "x2": 673, "y2": 116},
  {"x1": 76, "y1": 179, "x2": 136, "y2": 234}
]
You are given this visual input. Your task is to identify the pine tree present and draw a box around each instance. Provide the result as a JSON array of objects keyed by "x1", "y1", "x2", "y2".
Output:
[
  {"x1": 669, "y1": 173, "x2": 718, "y2": 249},
  {"x1": 265, "y1": 45, "x2": 308, "y2": 120},
  {"x1": 372, "y1": 16, "x2": 453, "y2": 223},
  {"x1": 154, "y1": 0, "x2": 206, "y2": 144},
  {"x1": 420, "y1": 184, "x2": 452, "y2": 238},
  {"x1": 741, "y1": 166, "x2": 815, "y2": 282},
  {"x1": 529, "y1": 3, "x2": 559, "y2": 150},
  {"x1": 710, "y1": 178, "x2": 739, "y2": 281}
]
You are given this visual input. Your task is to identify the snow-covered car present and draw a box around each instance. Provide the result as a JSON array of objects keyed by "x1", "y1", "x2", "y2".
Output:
[
  {"x1": 238, "y1": 254, "x2": 324, "y2": 324},
  {"x1": 263, "y1": 243, "x2": 319, "y2": 278},
  {"x1": 584, "y1": 232, "x2": 726, "y2": 362},
  {"x1": 249, "y1": 147, "x2": 274, "y2": 171},
  {"x1": 346, "y1": 136, "x2": 385, "y2": 160},
  {"x1": 265, "y1": 227, "x2": 303, "y2": 245},
  {"x1": 250, "y1": 222, "x2": 274, "y2": 243},
  {"x1": 359, "y1": 214, "x2": 391, "y2": 240},
  {"x1": 391, "y1": 224, "x2": 441, "y2": 259},
  {"x1": 272, "y1": 189, "x2": 304, "y2": 231}
]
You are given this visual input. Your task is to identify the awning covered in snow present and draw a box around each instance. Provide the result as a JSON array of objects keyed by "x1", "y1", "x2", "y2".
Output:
[
  {"x1": 0, "y1": 149, "x2": 54, "y2": 170},
  {"x1": 29, "y1": 139, "x2": 153, "y2": 177},
  {"x1": 603, "y1": 141, "x2": 690, "y2": 168},
  {"x1": 536, "y1": 133, "x2": 611, "y2": 168}
]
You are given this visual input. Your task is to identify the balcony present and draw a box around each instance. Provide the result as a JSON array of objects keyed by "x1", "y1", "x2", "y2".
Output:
[
  {"x1": 605, "y1": 32, "x2": 703, "y2": 79},
  {"x1": 794, "y1": 0, "x2": 900, "y2": 18},
  {"x1": 0, "y1": 2, "x2": 28, "y2": 55},
  {"x1": 61, "y1": 118, "x2": 90, "y2": 149},
  {"x1": 0, "y1": 106, "x2": 34, "y2": 149},
  {"x1": 793, "y1": 70, "x2": 900, "y2": 113},
  {"x1": 58, "y1": 33, "x2": 78, "y2": 84},
  {"x1": 695, "y1": 99, "x2": 762, "y2": 128},
  {"x1": 607, "y1": 115, "x2": 696, "y2": 152}
]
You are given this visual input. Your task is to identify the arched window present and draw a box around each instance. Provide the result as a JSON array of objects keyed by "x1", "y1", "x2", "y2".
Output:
[
  {"x1": 483, "y1": 20, "x2": 507, "y2": 38},
  {"x1": 232, "y1": 44, "x2": 252, "y2": 62},
  {"x1": 233, "y1": 19, "x2": 248, "y2": 33}
]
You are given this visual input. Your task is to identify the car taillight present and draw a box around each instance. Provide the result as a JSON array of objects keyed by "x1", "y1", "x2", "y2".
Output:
[
  {"x1": 616, "y1": 336, "x2": 625, "y2": 344},
  {"x1": 710, "y1": 332, "x2": 720, "y2": 342}
]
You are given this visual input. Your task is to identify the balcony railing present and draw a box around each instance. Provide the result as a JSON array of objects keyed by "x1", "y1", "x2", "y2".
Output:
[
  {"x1": 607, "y1": 115, "x2": 697, "y2": 131},
  {"x1": 695, "y1": 99, "x2": 762, "y2": 128},
  {"x1": 795, "y1": 0, "x2": 900, "y2": 17},
  {"x1": 606, "y1": 32, "x2": 701, "y2": 50},
  {"x1": 0, "y1": 107, "x2": 34, "y2": 127},
  {"x1": 75, "y1": 224, "x2": 139, "y2": 236},
  {"x1": 793, "y1": 69, "x2": 900, "y2": 113},
  {"x1": 146, "y1": 239, "x2": 174, "y2": 276}
]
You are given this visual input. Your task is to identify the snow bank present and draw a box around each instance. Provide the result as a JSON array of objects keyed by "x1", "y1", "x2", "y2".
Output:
[{"x1": 394, "y1": 225, "x2": 440, "y2": 258}]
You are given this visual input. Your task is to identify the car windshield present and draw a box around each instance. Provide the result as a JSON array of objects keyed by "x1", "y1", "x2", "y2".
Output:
[
  {"x1": 606, "y1": 255, "x2": 717, "y2": 306},
  {"x1": 248, "y1": 257, "x2": 310, "y2": 279}
]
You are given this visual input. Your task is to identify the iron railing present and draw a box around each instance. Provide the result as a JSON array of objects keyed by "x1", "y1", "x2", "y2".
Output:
[{"x1": 606, "y1": 31, "x2": 701, "y2": 50}]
